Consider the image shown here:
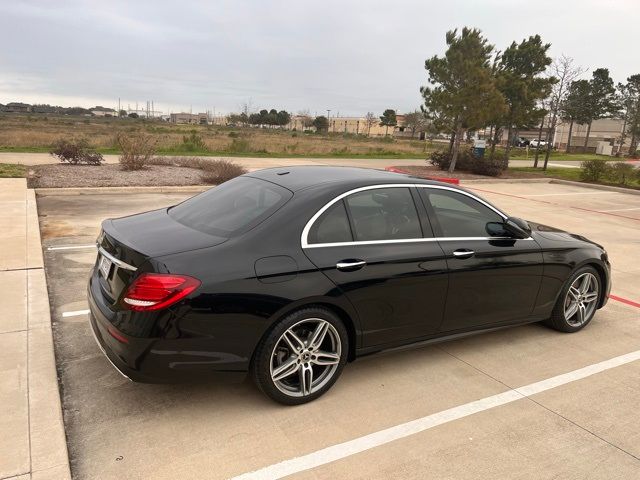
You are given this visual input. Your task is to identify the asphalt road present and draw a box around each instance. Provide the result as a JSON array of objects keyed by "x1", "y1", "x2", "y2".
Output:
[{"x1": 38, "y1": 180, "x2": 640, "y2": 480}]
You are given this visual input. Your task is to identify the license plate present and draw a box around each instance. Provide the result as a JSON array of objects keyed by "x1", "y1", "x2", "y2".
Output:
[{"x1": 98, "y1": 254, "x2": 113, "y2": 278}]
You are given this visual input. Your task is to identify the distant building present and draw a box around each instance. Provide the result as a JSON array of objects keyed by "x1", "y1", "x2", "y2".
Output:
[
  {"x1": 91, "y1": 106, "x2": 116, "y2": 117},
  {"x1": 170, "y1": 112, "x2": 209, "y2": 124},
  {"x1": 4, "y1": 102, "x2": 31, "y2": 113},
  {"x1": 484, "y1": 117, "x2": 633, "y2": 155}
]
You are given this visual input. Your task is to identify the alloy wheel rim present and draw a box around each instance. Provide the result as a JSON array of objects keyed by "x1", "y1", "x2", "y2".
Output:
[
  {"x1": 564, "y1": 272, "x2": 599, "y2": 327},
  {"x1": 270, "y1": 318, "x2": 341, "y2": 397}
]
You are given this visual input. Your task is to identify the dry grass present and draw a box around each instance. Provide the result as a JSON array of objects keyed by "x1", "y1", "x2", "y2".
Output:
[{"x1": 0, "y1": 114, "x2": 434, "y2": 157}]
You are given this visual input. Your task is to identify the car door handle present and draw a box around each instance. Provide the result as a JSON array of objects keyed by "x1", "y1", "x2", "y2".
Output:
[
  {"x1": 336, "y1": 260, "x2": 367, "y2": 271},
  {"x1": 452, "y1": 249, "x2": 475, "y2": 259}
]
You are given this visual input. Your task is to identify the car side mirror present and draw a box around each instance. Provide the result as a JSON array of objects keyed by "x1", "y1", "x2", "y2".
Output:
[{"x1": 503, "y1": 217, "x2": 531, "y2": 239}]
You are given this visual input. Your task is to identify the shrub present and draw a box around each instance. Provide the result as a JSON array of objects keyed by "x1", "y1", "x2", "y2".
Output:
[
  {"x1": 200, "y1": 160, "x2": 248, "y2": 184},
  {"x1": 469, "y1": 152, "x2": 508, "y2": 177},
  {"x1": 180, "y1": 130, "x2": 208, "y2": 152},
  {"x1": 117, "y1": 132, "x2": 157, "y2": 171},
  {"x1": 226, "y1": 138, "x2": 251, "y2": 153},
  {"x1": 429, "y1": 148, "x2": 506, "y2": 177},
  {"x1": 228, "y1": 131, "x2": 240, "y2": 138},
  {"x1": 606, "y1": 162, "x2": 635, "y2": 185},
  {"x1": 580, "y1": 160, "x2": 610, "y2": 182},
  {"x1": 49, "y1": 139, "x2": 104, "y2": 165}
]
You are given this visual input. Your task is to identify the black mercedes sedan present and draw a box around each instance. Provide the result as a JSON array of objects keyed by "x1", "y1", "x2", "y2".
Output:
[{"x1": 88, "y1": 166, "x2": 611, "y2": 404}]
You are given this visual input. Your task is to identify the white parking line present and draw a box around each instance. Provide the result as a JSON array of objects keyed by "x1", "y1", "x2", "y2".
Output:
[
  {"x1": 62, "y1": 309, "x2": 90, "y2": 318},
  {"x1": 228, "y1": 349, "x2": 640, "y2": 480},
  {"x1": 522, "y1": 192, "x2": 618, "y2": 197},
  {"x1": 47, "y1": 244, "x2": 96, "y2": 251}
]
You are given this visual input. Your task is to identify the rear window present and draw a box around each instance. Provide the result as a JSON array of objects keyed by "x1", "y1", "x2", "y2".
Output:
[{"x1": 168, "y1": 177, "x2": 292, "y2": 237}]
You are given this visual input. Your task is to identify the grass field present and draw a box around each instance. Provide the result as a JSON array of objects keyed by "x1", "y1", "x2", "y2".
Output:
[
  {"x1": 0, "y1": 163, "x2": 27, "y2": 178},
  {"x1": 507, "y1": 149, "x2": 605, "y2": 162},
  {"x1": 509, "y1": 167, "x2": 640, "y2": 189},
  {"x1": 0, "y1": 114, "x2": 437, "y2": 159}
]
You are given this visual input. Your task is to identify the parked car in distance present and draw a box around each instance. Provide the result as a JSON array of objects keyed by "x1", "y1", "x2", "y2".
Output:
[
  {"x1": 529, "y1": 139, "x2": 548, "y2": 148},
  {"x1": 88, "y1": 166, "x2": 611, "y2": 404},
  {"x1": 514, "y1": 137, "x2": 530, "y2": 147}
]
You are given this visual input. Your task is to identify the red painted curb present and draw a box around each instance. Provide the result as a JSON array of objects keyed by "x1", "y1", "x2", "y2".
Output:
[
  {"x1": 385, "y1": 166, "x2": 460, "y2": 185},
  {"x1": 609, "y1": 294, "x2": 640, "y2": 309}
]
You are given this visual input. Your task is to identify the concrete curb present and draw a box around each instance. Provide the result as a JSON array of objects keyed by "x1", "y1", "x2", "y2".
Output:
[
  {"x1": 35, "y1": 185, "x2": 211, "y2": 196},
  {"x1": 27, "y1": 190, "x2": 72, "y2": 480},
  {"x1": 460, "y1": 178, "x2": 552, "y2": 184}
]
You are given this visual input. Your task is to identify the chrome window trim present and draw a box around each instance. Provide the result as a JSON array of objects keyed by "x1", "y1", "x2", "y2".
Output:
[
  {"x1": 97, "y1": 246, "x2": 137, "y2": 271},
  {"x1": 301, "y1": 183, "x2": 527, "y2": 249}
]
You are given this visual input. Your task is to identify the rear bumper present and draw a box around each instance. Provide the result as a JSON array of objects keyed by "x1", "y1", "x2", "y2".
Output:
[{"x1": 87, "y1": 272, "x2": 248, "y2": 384}]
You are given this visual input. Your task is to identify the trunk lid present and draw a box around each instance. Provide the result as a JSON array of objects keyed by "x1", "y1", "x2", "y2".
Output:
[{"x1": 96, "y1": 208, "x2": 226, "y2": 303}]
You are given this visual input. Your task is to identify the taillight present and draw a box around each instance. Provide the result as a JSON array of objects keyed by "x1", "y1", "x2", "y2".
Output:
[{"x1": 122, "y1": 273, "x2": 201, "y2": 311}]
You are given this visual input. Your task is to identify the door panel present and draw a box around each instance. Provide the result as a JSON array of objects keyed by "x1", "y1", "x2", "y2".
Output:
[
  {"x1": 437, "y1": 239, "x2": 543, "y2": 331},
  {"x1": 304, "y1": 242, "x2": 448, "y2": 346},
  {"x1": 417, "y1": 187, "x2": 544, "y2": 332}
]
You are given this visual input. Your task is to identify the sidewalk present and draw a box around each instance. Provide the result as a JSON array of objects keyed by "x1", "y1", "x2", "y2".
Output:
[{"x1": 0, "y1": 178, "x2": 70, "y2": 479}]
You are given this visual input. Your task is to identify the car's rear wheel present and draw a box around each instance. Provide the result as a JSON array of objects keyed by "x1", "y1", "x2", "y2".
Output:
[
  {"x1": 252, "y1": 307, "x2": 348, "y2": 405},
  {"x1": 546, "y1": 266, "x2": 601, "y2": 332}
]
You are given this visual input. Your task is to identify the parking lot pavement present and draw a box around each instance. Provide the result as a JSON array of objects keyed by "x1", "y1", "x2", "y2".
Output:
[{"x1": 36, "y1": 181, "x2": 640, "y2": 480}]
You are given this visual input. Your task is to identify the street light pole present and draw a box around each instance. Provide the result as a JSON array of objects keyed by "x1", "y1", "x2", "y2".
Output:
[{"x1": 327, "y1": 109, "x2": 331, "y2": 133}]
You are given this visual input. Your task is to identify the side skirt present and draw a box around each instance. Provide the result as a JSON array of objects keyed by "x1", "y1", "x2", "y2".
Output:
[{"x1": 354, "y1": 317, "x2": 547, "y2": 359}]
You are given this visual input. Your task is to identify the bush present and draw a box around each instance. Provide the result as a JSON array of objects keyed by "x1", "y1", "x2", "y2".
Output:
[
  {"x1": 117, "y1": 133, "x2": 157, "y2": 171},
  {"x1": 226, "y1": 138, "x2": 251, "y2": 153},
  {"x1": 180, "y1": 130, "x2": 208, "y2": 152},
  {"x1": 228, "y1": 131, "x2": 240, "y2": 138},
  {"x1": 606, "y1": 162, "x2": 635, "y2": 185},
  {"x1": 580, "y1": 160, "x2": 610, "y2": 182},
  {"x1": 200, "y1": 160, "x2": 248, "y2": 184},
  {"x1": 470, "y1": 153, "x2": 508, "y2": 176},
  {"x1": 50, "y1": 139, "x2": 104, "y2": 165},
  {"x1": 429, "y1": 148, "x2": 506, "y2": 177}
]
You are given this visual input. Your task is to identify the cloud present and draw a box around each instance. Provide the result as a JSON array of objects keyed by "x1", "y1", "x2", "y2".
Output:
[{"x1": 0, "y1": 0, "x2": 638, "y2": 115}]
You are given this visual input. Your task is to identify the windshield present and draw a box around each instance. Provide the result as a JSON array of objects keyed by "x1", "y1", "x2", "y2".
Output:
[{"x1": 169, "y1": 177, "x2": 292, "y2": 237}]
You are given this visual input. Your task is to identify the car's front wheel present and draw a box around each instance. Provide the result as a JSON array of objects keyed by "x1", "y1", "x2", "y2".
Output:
[
  {"x1": 546, "y1": 266, "x2": 601, "y2": 332},
  {"x1": 252, "y1": 307, "x2": 348, "y2": 405}
]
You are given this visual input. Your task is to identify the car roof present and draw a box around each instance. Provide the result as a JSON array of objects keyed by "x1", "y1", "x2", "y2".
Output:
[{"x1": 245, "y1": 166, "x2": 450, "y2": 192}]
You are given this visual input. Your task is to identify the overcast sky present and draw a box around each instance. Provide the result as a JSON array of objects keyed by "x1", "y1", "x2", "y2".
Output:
[{"x1": 1, "y1": 0, "x2": 638, "y2": 116}]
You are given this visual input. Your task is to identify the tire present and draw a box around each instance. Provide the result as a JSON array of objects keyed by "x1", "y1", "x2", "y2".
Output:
[
  {"x1": 546, "y1": 266, "x2": 601, "y2": 333},
  {"x1": 252, "y1": 307, "x2": 349, "y2": 405}
]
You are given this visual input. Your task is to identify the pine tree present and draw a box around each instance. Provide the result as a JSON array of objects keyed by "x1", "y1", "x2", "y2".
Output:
[{"x1": 421, "y1": 28, "x2": 505, "y2": 173}]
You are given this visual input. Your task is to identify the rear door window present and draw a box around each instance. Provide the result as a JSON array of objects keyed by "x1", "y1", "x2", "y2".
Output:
[
  {"x1": 345, "y1": 187, "x2": 423, "y2": 241},
  {"x1": 169, "y1": 177, "x2": 292, "y2": 237}
]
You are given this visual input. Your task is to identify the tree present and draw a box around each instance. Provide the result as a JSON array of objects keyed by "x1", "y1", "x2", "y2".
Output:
[
  {"x1": 561, "y1": 80, "x2": 591, "y2": 152},
  {"x1": 421, "y1": 27, "x2": 506, "y2": 173},
  {"x1": 618, "y1": 75, "x2": 640, "y2": 156},
  {"x1": 276, "y1": 110, "x2": 291, "y2": 127},
  {"x1": 248, "y1": 112, "x2": 262, "y2": 125},
  {"x1": 495, "y1": 35, "x2": 554, "y2": 161},
  {"x1": 379, "y1": 109, "x2": 397, "y2": 136},
  {"x1": 581, "y1": 68, "x2": 618, "y2": 152},
  {"x1": 297, "y1": 109, "x2": 314, "y2": 129},
  {"x1": 402, "y1": 110, "x2": 428, "y2": 138},
  {"x1": 540, "y1": 55, "x2": 585, "y2": 170},
  {"x1": 226, "y1": 113, "x2": 244, "y2": 126},
  {"x1": 119, "y1": 109, "x2": 127, "y2": 117},
  {"x1": 128, "y1": 112, "x2": 139, "y2": 119},
  {"x1": 313, "y1": 115, "x2": 329, "y2": 133},
  {"x1": 364, "y1": 112, "x2": 377, "y2": 136}
]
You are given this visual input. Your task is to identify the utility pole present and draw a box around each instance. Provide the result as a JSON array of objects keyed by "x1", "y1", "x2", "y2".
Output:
[{"x1": 327, "y1": 109, "x2": 331, "y2": 132}]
